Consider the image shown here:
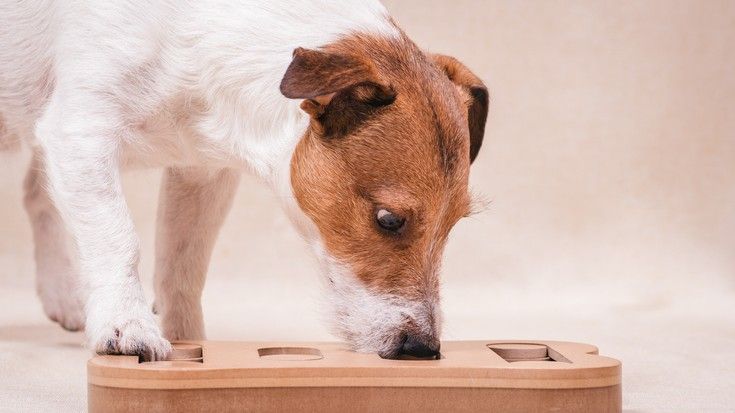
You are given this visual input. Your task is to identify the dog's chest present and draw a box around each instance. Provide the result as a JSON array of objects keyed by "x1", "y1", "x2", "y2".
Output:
[{"x1": 120, "y1": 97, "x2": 229, "y2": 170}]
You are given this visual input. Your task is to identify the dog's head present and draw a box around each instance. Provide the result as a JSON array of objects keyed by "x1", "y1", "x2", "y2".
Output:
[{"x1": 281, "y1": 34, "x2": 488, "y2": 359}]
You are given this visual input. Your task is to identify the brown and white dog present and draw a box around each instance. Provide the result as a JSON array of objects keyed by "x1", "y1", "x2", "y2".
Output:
[{"x1": 0, "y1": 0, "x2": 488, "y2": 360}]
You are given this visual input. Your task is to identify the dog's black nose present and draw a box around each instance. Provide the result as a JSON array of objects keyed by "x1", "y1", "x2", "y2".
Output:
[{"x1": 399, "y1": 335, "x2": 441, "y2": 359}]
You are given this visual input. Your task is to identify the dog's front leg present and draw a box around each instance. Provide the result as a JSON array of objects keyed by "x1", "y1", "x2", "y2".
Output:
[
  {"x1": 153, "y1": 167, "x2": 240, "y2": 341},
  {"x1": 37, "y1": 98, "x2": 171, "y2": 360},
  {"x1": 23, "y1": 149, "x2": 85, "y2": 331}
]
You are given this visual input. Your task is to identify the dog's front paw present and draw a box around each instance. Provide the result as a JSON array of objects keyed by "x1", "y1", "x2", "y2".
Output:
[
  {"x1": 91, "y1": 314, "x2": 172, "y2": 361},
  {"x1": 36, "y1": 269, "x2": 86, "y2": 332},
  {"x1": 40, "y1": 290, "x2": 86, "y2": 332}
]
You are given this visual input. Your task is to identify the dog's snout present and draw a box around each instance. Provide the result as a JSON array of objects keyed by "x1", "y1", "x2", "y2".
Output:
[{"x1": 398, "y1": 335, "x2": 441, "y2": 359}]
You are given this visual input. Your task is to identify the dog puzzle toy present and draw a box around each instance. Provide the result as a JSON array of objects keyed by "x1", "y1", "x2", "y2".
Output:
[{"x1": 88, "y1": 340, "x2": 621, "y2": 412}]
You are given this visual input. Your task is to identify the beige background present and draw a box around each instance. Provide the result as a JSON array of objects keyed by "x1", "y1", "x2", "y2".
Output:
[{"x1": 1, "y1": 1, "x2": 734, "y2": 411}]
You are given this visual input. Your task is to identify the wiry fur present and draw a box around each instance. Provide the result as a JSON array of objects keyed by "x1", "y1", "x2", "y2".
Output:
[
  {"x1": 313, "y1": 241, "x2": 441, "y2": 359},
  {"x1": 0, "y1": 0, "x2": 486, "y2": 359}
]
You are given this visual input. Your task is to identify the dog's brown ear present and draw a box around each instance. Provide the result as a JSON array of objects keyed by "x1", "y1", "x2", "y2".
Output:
[
  {"x1": 280, "y1": 47, "x2": 376, "y2": 99},
  {"x1": 431, "y1": 54, "x2": 488, "y2": 163},
  {"x1": 280, "y1": 47, "x2": 395, "y2": 137}
]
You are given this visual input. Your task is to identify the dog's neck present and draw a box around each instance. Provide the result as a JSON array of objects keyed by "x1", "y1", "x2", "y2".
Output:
[
  {"x1": 172, "y1": 0, "x2": 398, "y2": 232},
  {"x1": 179, "y1": 1, "x2": 397, "y2": 172},
  {"x1": 174, "y1": 0, "x2": 399, "y2": 232}
]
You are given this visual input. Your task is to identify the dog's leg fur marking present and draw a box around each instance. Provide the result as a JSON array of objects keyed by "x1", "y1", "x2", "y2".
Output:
[
  {"x1": 23, "y1": 149, "x2": 85, "y2": 331},
  {"x1": 154, "y1": 167, "x2": 241, "y2": 341},
  {"x1": 37, "y1": 93, "x2": 171, "y2": 361}
]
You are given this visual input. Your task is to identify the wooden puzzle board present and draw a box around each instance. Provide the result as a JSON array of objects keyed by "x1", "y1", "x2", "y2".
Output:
[{"x1": 88, "y1": 340, "x2": 622, "y2": 412}]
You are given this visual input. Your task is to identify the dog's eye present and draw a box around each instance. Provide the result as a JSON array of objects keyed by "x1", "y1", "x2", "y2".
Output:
[{"x1": 376, "y1": 209, "x2": 406, "y2": 233}]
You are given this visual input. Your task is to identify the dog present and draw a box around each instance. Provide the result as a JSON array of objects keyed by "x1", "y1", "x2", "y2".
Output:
[{"x1": 0, "y1": 0, "x2": 488, "y2": 360}]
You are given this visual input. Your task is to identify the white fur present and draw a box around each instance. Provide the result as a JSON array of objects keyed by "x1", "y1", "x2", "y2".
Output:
[
  {"x1": 0, "y1": 0, "x2": 425, "y2": 358},
  {"x1": 153, "y1": 167, "x2": 241, "y2": 341},
  {"x1": 312, "y1": 241, "x2": 441, "y2": 357},
  {"x1": 23, "y1": 149, "x2": 85, "y2": 331}
]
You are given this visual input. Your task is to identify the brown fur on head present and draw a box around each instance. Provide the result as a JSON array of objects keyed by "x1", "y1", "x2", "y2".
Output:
[{"x1": 281, "y1": 33, "x2": 488, "y2": 359}]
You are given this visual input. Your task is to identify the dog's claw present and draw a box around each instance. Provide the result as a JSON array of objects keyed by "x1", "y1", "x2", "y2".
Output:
[{"x1": 92, "y1": 317, "x2": 171, "y2": 361}]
